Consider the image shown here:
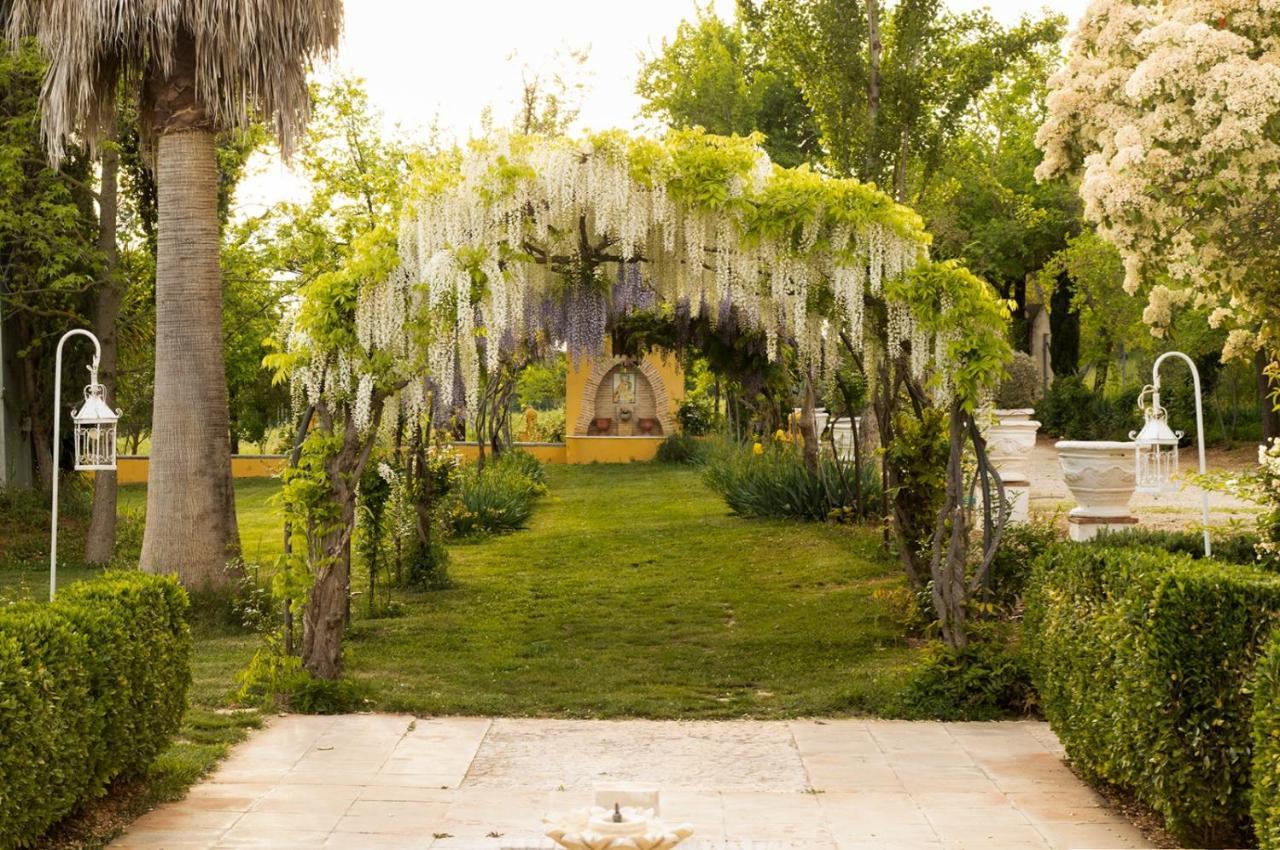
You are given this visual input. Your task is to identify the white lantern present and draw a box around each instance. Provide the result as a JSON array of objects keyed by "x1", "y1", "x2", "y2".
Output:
[
  {"x1": 1131, "y1": 384, "x2": 1181, "y2": 494},
  {"x1": 71, "y1": 370, "x2": 119, "y2": 471}
]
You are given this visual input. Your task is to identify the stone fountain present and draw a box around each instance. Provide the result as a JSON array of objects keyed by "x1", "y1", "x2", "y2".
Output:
[{"x1": 544, "y1": 802, "x2": 693, "y2": 850}]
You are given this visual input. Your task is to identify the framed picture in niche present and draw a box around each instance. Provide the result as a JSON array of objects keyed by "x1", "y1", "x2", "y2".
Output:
[{"x1": 612, "y1": 371, "x2": 637, "y2": 405}]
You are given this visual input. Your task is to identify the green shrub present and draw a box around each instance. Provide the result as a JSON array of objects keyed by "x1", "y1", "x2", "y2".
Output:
[
  {"x1": 493, "y1": 447, "x2": 546, "y2": 485},
  {"x1": 997, "y1": 351, "x2": 1040, "y2": 409},
  {"x1": 655, "y1": 433, "x2": 705, "y2": 464},
  {"x1": 450, "y1": 463, "x2": 544, "y2": 536},
  {"x1": 1092, "y1": 527, "x2": 1266, "y2": 569},
  {"x1": 987, "y1": 518, "x2": 1059, "y2": 606},
  {"x1": 1035, "y1": 374, "x2": 1140, "y2": 441},
  {"x1": 0, "y1": 571, "x2": 190, "y2": 849},
  {"x1": 676, "y1": 398, "x2": 715, "y2": 436},
  {"x1": 1254, "y1": 629, "x2": 1280, "y2": 850},
  {"x1": 702, "y1": 439, "x2": 882, "y2": 522},
  {"x1": 1025, "y1": 543, "x2": 1280, "y2": 847},
  {"x1": 235, "y1": 650, "x2": 368, "y2": 714},
  {"x1": 892, "y1": 642, "x2": 1035, "y2": 721}
]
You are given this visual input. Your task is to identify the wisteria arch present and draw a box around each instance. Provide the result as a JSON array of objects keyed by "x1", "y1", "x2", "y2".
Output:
[{"x1": 272, "y1": 129, "x2": 1014, "y2": 677}]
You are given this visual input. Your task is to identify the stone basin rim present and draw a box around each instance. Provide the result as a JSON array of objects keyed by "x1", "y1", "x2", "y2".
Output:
[{"x1": 1055, "y1": 440, "x2": 1137, "y2": 451}]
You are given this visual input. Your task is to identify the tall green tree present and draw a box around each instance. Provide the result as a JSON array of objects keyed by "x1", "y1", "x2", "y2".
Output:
[
  {"x1": 637, "y1": 7, "x2": 819, "y2": 168},
  {"x1": 749, "y1": 0, "x2": 1061, "y2": 199},
  {"x1": 0, "y1": 41, "x2": 101, "y2": 490},
  {"x1": 9, "y1": 0, "x2": 342, "y2": 591}
]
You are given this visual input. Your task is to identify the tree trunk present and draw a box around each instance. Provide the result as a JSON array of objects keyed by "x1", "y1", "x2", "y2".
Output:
[
  {"x1": 85, "y1": 140, "x2": 121, "y2": 565},
  {"x1": 864, "y1": 0, "x2": 882, "y2": 183},
  {"x1": 1257, "y1": 350, "x2": 1280, "y2": 441},
  {"x1": 799, "y1": 371, "x2": 820, "y2": 473},
  {"x1": 138, "y1": 127, "x2": 238, "y2": 590}
]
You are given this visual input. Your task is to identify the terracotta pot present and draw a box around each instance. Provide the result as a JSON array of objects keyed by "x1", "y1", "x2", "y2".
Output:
[
  {"x1": 1056, "y1": 440, "x2": 1137, "y2": 519},
  {"x1": 637, "y1": 418, "x2": 656, "y2": 434},
  {"x1": 593, "y1": 417, "x2": 612, "y2": 433}
]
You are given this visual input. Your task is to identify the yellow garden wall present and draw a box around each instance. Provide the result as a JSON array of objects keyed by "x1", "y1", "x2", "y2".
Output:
[
  {"x1": 111, "y1": 455, "x2": 286, "y2": 485},
  {"x1": 450, "y1": 442, "x2": 567, "y2": 464}
]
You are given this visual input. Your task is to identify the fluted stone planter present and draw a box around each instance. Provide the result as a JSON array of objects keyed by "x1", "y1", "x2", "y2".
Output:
[
  {"x1": 986, "y1": 408, "x2": 1041, "y2": 523},
  {"x1": 1056, "y1": 440, "x2": 1138, "y2": 541}
]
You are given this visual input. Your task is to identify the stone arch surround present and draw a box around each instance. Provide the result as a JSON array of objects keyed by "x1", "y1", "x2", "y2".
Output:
[{"x1": 573, "y1": 356, "x2": 676, "y2": 436}]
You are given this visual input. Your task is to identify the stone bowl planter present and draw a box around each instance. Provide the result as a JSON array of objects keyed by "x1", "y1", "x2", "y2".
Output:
[
  {"x1": 1056, "y1": 441, "x2": 1139, "y2": 540},
  {"x1": 986, "y1": 408, "x2": 1041, "y2": 485}
]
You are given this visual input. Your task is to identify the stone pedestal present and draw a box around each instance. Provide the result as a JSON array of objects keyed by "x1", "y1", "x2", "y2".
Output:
[
  {"x1": 1057, "y1": 440, "x2": 1138, "y2": 538},
  {"x1": 985, "y1": 409, "x2": 1040, "y2": 524}
]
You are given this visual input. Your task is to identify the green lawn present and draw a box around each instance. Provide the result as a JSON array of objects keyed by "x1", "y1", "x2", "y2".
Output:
[
  {"x1": 347, "y1": 462, "x2": 919, "y2": 717},
  {"x1": 4, "y1": 463, "x2": 920, "y2": 718}
]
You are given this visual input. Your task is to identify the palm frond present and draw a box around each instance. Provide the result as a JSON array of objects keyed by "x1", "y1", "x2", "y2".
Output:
[{"x1": 7, "y1": 0, "x2": 342, "y2": 163}]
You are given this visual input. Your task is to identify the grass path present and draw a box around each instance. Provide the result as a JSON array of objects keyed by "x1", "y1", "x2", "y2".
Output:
[{"x1": 346, "y1": 462, "x2": 918, "y2": 718}]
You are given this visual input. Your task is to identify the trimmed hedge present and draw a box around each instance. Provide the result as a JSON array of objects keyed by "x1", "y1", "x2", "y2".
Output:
[
  {"x1": 0, "y1": 571, "x2": 191, "y2": 848},
  {"x1": 1024, "y1": 543, "x2": 1280, "y2": 847},
  {"x1": 1255, "y1": 630, "x2": 1280, "y2": 849}
]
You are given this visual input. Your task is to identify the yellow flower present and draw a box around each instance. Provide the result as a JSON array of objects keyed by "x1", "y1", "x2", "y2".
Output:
[
  {"x1": 773, "y1": 428, "x2": 789, "y2": 443},
  {"x1": 752, "y1": 442, "x2": 764, "y2": 456}
]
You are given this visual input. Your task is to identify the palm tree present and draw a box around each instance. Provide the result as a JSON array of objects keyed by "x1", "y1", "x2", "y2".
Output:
[{"x1": 9, "y1": 1, "x2": 342, "y2": 590}]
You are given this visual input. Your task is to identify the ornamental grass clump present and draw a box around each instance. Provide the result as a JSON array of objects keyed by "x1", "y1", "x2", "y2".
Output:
[
  {"x1": 450, "y1": 458, "x2": 547, "y2": 536},
  {"x1": 701, "y1": 437, "x2": 880, "y2": 522}
]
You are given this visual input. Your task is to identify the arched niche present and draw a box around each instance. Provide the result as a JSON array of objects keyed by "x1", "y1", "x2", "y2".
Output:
[{"x1": 573, "y1": 356, "x2": 675, "y2": 437}]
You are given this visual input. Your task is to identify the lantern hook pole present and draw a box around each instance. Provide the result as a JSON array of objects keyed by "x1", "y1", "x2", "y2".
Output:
[
  {"x1": 50, "y1": 328, "x2": 101, "y2": 601},
  {"x1": 1152, "y1": 350, "x2": 1210, "y2": 557}
]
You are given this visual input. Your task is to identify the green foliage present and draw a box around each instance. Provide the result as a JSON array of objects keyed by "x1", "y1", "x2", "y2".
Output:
[
  {"x1": 702, "y1": 438, "x2": 882, "y2": 522},
  {"x1": 997, "y1": 351, "x2": 1040, "y2": 409},
  {"x1": 987, "y1": 517, "x2": 1059, "y2": 607},
  {"x1": 637, "y1": 7, "x2": 819, "y2": 168},
  {"x1": 1253, "y1": 629, "x2": 1280, "y2": 850},
  {"x1": 516, "y1": 355, "x2": 567, "y2": 410},
  {"x1": 493, "y1": 447, "x2": 547, "y2": 486},
  {"x1": 656, "y1": 433, "x2": 707, "y2": 465},
  {"x1": 883, "y1": 407, "x2": 948, "y2": 555},
  {"x1": 892, "y1": 642, "x2": 1035, "y2": 721},
  {"x1": 886, "y1": 260, "x2": 1013, "y2": 411},
  {"x1": 450, "y1": 463, "x2": 545, "y2": 536},
  {"x1": 235, "y1": 650, "x2": 368, "y2": 714},
  {"x1": 1034, "y1": 374, "x2": 1139, "y2": 440},
  {"x1": 1092, "y1": 528, "x2": 1267, "y2": 570},
  {"x1": 753, "y1": 0, "x2": 1064, "y2": 190},
  {"x1": 676, "y1": 397, "x2": 715, "y2": 436},
  {"x1": 0, "y1": 571, "x2": 191, "y2": 849},
  {"x1": 1024, "y1": 543, "x2": 1280, "y2": 846}
]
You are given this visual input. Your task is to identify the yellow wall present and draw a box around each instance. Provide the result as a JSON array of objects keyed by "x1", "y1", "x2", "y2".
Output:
[
  {"x1": 111, "y1": 455, "x2": 286, "y2": 485},
  {"x1": 451, "y1": 442, "x2": 567, "y2": 464},
  {"x1": 564, "y1": 341, "x2": 685, "y2": 462},
  {"x1": 564, "y1": 436, "x2": 666, "y2": 464}
]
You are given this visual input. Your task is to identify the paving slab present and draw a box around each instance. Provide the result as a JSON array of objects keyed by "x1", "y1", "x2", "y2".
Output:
[{"x1": 108, "y1": 714, "x2": 1160, "y2": 850}]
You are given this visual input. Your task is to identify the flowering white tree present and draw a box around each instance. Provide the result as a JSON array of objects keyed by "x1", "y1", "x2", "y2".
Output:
[{"x1": 1036, "y1": 0, "x2": 1280, "y2": 357}]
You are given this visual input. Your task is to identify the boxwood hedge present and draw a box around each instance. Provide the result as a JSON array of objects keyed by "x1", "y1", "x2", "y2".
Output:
[
  {"x1": 1024, "y1": 543, "x2": 1280, "y2": 848},
  {"x1": 1255, "y1": 630, "x2": 1280, "y2": 850},
  {"x1": 0, "y1": 571, "x2": 191, "y2": 848}
]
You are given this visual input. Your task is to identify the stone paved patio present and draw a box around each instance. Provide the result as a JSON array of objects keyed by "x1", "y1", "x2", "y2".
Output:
[{"x1": 108, "y1": 714, "x2": 1158, "y2": 850}]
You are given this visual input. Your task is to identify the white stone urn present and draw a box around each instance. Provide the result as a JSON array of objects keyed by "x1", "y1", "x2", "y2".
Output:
[
  {"x1": 985, "y1": 409, "x2": 1041, "y2": 485},
  {"x1": 1056, "y1": 440, "x2": 1139, "y2": 540}
]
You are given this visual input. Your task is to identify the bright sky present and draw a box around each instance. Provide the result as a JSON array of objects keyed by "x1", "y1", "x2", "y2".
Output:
[{"x1": 237, "y1": 0, "x2": 1091, "y2": 215}]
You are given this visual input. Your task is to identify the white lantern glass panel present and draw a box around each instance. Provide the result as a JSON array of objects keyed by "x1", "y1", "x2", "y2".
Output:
[
  {"x1": 1131, "y1": 398, "x2": 1180, "y2": 495},
  {"x1": 72, "y1": 383, "x2": 119, "y2": 471}
]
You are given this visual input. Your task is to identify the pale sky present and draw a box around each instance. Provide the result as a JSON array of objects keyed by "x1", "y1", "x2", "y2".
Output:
[{"x1": 237, "y1": 0, "x2": 1091, "y2": 214}]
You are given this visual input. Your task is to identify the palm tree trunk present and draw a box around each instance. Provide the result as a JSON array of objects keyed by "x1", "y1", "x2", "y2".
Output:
[
  {"x1": 139, "y1": 127, "x2": 238, "y2": 591},
  {"x1": 85, "y1": 140, "x2": 121, "y2": 565}
]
